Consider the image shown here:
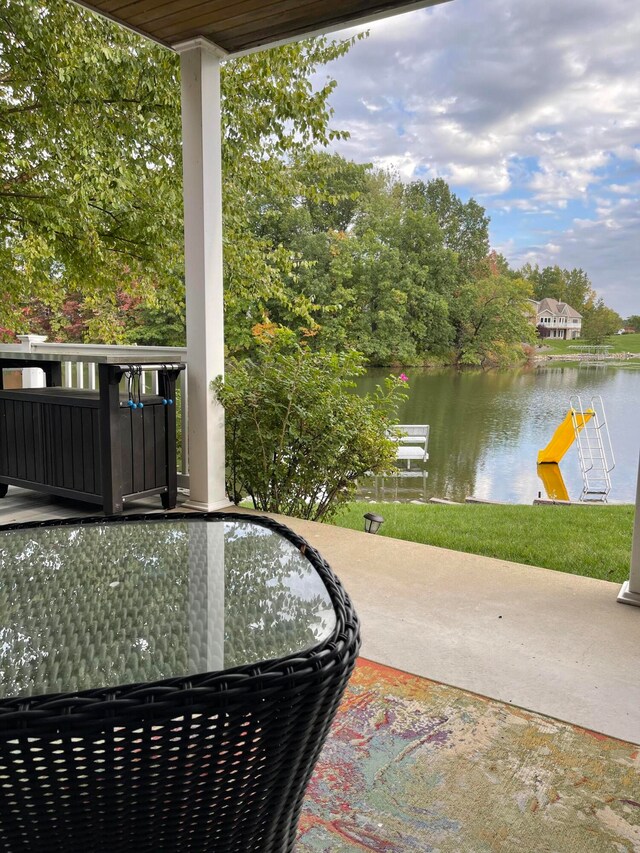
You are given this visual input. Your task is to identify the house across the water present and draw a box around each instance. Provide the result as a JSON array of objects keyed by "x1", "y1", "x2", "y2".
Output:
[{"x1": 534, "y1": 297, "x2": 583, "y2": 340}]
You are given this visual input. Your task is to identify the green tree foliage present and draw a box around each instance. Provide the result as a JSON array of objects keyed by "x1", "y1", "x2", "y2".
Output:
[
  {"x1": 404, "y1": 178, "x2": 490, "y2": 274},
  {"x1": 342, "y1": 174, "x2": 460, "y2": 363},
  {"x1": 220, "y1": 41, "x2": 361, "y2": 355},
  {"x1": 0, "y1": 0, "x2": 357, "y2": 343},
  {"x1": 259, "y1": 164, "x2": 532, "y2": 366},
  {"x1": 257, "y1": 167, "x2": 473, "y2": 364},
  {"x1": 519, "y1": 264, "x2": 595, "y2": 313},
  {"x1": 581, "y1": 299, "x2": 622, "y2": 344},
  {"x1": 212, "y1": 343, "x2": 407, "y2": 521},
  {"x1": 450, "y1": 275, "x2": 536, "y2": 366},
  {"x1": 625, "y1": 316, "x2": 640, "y2": 332},
  {"x1": 0, "y1": 0, "x2": 182, "y2": 337}
]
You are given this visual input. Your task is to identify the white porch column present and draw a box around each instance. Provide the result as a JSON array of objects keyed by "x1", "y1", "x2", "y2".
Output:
[
  {"x1": 618, "y1": 453, "x2": 640, "y2": 606},
  {"x1": 177, "y1": 38, "x2": 229, "y2": 511}
]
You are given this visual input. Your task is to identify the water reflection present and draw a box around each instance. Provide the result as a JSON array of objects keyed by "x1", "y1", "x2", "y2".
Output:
[
  {"x1": 366, "y1": 470, "x2": 429, "y2": 502},
  {"x1": 536, "y1": 464, "x2": 569, "y2": 502},
  {"x1": 358, "y1": 365, "x2": 640, "y2": 504}
]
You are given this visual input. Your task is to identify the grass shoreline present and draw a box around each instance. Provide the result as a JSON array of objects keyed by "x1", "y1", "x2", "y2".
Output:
[
  {"x1": 330, "y1": 502, "x2": 633, "y2": 584},
  {"x1": 539, "y1": 332, "x2": 640, "y2": 356}
]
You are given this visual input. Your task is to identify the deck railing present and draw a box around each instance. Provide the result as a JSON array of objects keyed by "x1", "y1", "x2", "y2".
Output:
[{"x1": 4, "y1": 338, "x2": 190, "y2": 487}]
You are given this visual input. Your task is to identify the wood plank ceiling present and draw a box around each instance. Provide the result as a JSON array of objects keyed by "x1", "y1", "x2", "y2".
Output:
[{"x1": 74, "y1": 0, "x2": 447, "y2": 54}]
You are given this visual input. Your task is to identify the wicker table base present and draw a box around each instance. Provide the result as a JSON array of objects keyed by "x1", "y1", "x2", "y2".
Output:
[{"x1": 0, "y1": 513, "x2": 360, "y2": 853}]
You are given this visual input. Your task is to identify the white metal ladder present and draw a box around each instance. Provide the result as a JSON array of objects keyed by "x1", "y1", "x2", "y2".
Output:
[{"x1": 569, "y1": 395, "x2": 615, "y2": 501}]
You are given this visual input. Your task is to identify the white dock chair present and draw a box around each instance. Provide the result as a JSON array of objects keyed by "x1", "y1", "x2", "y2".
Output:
[{"x1": 388, "y1": 424, "x2": 430, "y2": 468}]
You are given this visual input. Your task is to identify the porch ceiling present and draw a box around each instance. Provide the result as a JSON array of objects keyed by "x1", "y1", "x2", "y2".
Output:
[{"x1": 72, "y1": 0, "x2": 449, "y2": 55}]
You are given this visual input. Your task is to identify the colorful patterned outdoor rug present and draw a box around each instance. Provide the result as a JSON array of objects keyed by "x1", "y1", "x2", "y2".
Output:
[{"x1": 298, "y1": 659, "x2": 640, "y2": 853}]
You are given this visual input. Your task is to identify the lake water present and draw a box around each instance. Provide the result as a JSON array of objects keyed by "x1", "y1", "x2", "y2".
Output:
[{"x1": 357, "y1": 364, "x2": 640, "y2": 504}]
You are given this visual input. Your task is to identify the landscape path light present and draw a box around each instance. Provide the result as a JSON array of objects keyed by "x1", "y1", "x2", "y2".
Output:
[{"x1": 363, "y1": 512, "x2": 385, "y2": 535}]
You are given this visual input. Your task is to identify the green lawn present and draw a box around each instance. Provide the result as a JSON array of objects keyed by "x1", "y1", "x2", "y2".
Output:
[
  {"x1": 540, "y1": 332, "x2": 640, "y2": 355},
  {"x1": 330, "y1": 502, "x2": 634, "y2": 583}
]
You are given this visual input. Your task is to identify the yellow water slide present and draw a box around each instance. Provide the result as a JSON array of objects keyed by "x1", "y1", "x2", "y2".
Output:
[{"x1": 537, "y1": 409, "x2": 594, "y2": 464}]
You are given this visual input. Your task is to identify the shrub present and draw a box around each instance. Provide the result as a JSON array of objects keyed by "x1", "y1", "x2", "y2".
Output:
[{"x1": 212, "y1": 347, "x2": 406, "y2": 521}]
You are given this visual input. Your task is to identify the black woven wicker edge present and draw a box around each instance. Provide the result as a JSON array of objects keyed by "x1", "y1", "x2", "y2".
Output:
[{"x1": 0, "y1": 511, "x2": 361, "y2": 737}]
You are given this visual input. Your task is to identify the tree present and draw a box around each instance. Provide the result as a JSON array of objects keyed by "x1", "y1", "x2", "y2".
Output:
[
  {"x1": 404, "y1": 178, "x2": 490, "y2": 274},
  {"x1": 582, "y1": 300, "x2": 622, "y2": 344},
  {"x1": 625, "y1": 316, "x2": 640, "y2": 332},
  {"x1": 220, "y1": 39, "x2": 362, "y2": 356},
  {"x1": 0, "y1": 0, "x2": 360, "y2": 345},
  {"x1": 296, "y1": 152, "x2": 371, "y2": 234},
  {"x1": 0, "y1": 0, "x2": 182, "y2": 338},
  {"x1": 450, "y1": 276, "x2": 536, "y2": 366},
  {"x1": 519, "y1": 264, "x2": 595, "y2": 314},
  {"x1": 252, "y1": 165, "x2": 461, "y2": 365}
]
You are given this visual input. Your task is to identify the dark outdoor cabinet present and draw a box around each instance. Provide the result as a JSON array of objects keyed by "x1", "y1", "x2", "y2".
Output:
[{"x1": 0, "y1": 364, "x2": 183, "y2": 514}]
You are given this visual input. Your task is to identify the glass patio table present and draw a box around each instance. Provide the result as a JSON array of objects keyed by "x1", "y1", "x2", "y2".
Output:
[{"x1": 0, "y1": 512, "x2": 360, "y2": 853}]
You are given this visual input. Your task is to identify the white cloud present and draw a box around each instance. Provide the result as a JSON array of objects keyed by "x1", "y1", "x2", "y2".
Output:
[
  {"x1": 610, "y1": 181, "x2": 640, "y2": 195},
  {"x1": 371, "y1": 152, "x2": 422, "y2": 180},
  {"x1": 361, "y1": 99, "x2": 383, "y2": 113},
  {"x1": 318, "y1": 0, "x2": 640, "y2": 313},
  {"x1": 446, "y1": 162, "x2": 510, "y2": 194},
  {"x1": 324, "y1": 0, "x2": 640, "y2": 200},
  {"x1": 506, "y1": 195, "x2": 640, "y2": 314}
]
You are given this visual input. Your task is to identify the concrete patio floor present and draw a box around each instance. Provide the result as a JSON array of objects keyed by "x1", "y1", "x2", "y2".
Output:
[
  {"x1": 2, "y1": 487, "x2": 639, "y2": 744},
  {"x1": 239, "y1": 509, "x2": 640, "y2": 746},
  {"x1": 0, "y1": 486, "x2": 191, "y2": 524}
]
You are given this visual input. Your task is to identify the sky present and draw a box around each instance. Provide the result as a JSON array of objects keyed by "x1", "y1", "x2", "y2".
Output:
[{"x1": 316, "y1": 0, "x2": 640, "y2": 317}]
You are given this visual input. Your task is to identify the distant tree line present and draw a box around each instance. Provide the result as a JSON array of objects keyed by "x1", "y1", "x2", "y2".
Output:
[{"x1": 625, "y1": 316, "x2": 640, "y2": 332}]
